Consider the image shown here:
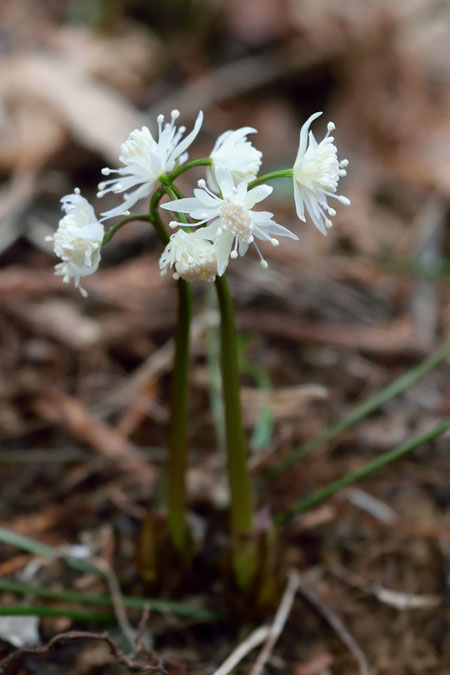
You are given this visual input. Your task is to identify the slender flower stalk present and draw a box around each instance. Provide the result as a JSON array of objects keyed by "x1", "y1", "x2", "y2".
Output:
[
  {"x1": 166, "y1": 278, "x2": 192, "y2": 559},
  {"x1": 215, "y1": 275, "x2": 257, "y2": 589},
  {"x1": 148, "y1": 181, "x2": 193, "y2": 561}
]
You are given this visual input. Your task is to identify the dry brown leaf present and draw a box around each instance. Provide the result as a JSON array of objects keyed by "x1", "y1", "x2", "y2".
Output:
[{"x1": 0, "y1": 53, "x2": 146, "y2": 167}]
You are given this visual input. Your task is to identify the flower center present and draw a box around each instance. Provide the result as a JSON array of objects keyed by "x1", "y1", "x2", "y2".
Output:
[
  {"x1": 295, "y1": 139, "x2": 340, "y2": 192},
  {"x1": 219, "y1": 200, "x2": 253, "y2": 243}
]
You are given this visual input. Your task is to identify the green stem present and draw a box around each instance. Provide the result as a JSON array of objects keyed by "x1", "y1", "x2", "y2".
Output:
[
  {"x1": 0, "y1": 579, "x2": 221, "y2": 620},
  {"x1": 266, "y1": 338, "x2": 450, "y2": 481},
  {"x1": 248, "y1": 169, "x2": 293, "y2": 189},
  {"x1": 169, "y1": 157, "x2": 212, "y2": 182},
  {"x1": 102, "y1": 213, "x2": 151, "y2": 246},
  {"x1": 276, "y1": 417, "x2": 450, "y2": 524},
  {"x1": 166, "y1": 279, "x2": 193, "y2": 558},
  {"x1": 215, "y1": 276, "x2": 258, "y2": 589},
  {"x1": 149, "y1": 186, "x2": 170, "y2": 245},
  {"x1": 215, "y1": 276, "x2": 253, "y2": 537}
]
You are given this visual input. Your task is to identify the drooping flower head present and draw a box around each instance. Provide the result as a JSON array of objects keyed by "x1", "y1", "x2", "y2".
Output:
[
  {"x1": 161, "y1": 167, "x2": 298, "y2": 276},
  {"x1": 46, "y1": 189, "x2": 104, "y2": 296},
  {"x1": 293, "y1": 112, "x2": 350, "y2": 235},
  {"x1": 98, "y1": 110, "x2": 203, "y2": 219},
  {"x1": 206, "y1": 127, "x2": 262, "y2": 192},
  {"x1": 159, "y1": 229, "x2": 218, "y2": 282}
]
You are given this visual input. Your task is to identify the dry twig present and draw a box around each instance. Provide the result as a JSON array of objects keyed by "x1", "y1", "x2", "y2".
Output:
[
  {"x1": 249, "y1": 569, "x2": 301, "y2": 675},
  {"x1": 212, "y1": 626, "x2": 269, "y2": 675},
  {"x1": 296, "y1": 573, "x2": 372, "y2": 675}
]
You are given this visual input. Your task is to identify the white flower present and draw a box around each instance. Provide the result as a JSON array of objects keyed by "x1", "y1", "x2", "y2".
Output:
[
  {"x1": 46, "y1": 189, "x2": 104, "y2": 297},
  {"x1": 293, "y1": 112, "x2": 350, "y2": 235},
  {"x1": 161, "y1": 167, "x2": 298, "y2": 275},
  {"x1": 206, "y1": 127, "x2": 262, "y2": 192},
  {"x1": 98, "y1": 109, "x2": 203, "y2": 219},
  {"x1": 159, "y1": 229, "x2": 218, "y2": 282}
]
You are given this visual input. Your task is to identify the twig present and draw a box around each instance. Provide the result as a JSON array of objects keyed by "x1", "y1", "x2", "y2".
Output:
[
  {"x1": 92, "y1": 557, "x2": 136, "y2": 651},
  {"x1": 249, "y1": 569, "x2": 301, "y2": 675},
  {"x1": 212, "y1": 626, "x2": 269, "y2": 675},
  {"x1": 330, "y1": 564, "x2": 440, "y2": 611},
  {"x1": 296, "y1": 573, "x2": 372, "y2": 675}
]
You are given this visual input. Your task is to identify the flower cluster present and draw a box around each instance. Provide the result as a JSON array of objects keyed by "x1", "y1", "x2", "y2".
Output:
[{"x1": 48, "y1": 109, "x2": 349, "y2": 292}]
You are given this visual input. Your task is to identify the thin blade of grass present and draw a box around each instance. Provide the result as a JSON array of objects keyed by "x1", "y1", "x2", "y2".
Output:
[
  {"x1": 275, "y1": 417, "x2": 450, "y2": 524},
  {"x1": 0, "y1": 579, "x2": 221, "y2": 621},
  {"x1": 267, "y1": 339, "x2": 450, "y2": 481}
]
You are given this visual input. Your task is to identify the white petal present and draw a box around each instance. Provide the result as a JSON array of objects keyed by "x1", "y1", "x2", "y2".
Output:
[
  {"x1": 216, "y1": 231, "x2": 234, "y2": 275},
  {"x1": 245, "y1": 184, "x2": 273, "y2": 208},
  {"x1": 293, "y1": 183, "x2": 306, "y2": 221},
  {"x1": 101, "y1": 183, "x2": 151, "y2": 219},
  {"x1": 295, "y1": 112, "x2": 322, "y2": 164},
  {"x1": 259, "y1": 221, "x2": 299, "y2": 240},
  {"x1": 239, "y1": 240, "x2": 249, "y2": 256},
  {"x1": 215, "y1": 166, "x2": 234, "y2": 198},
  {"x1": 161, "y1": 197, "x2": 203, "y2": 215},
  {"x1": 170, "y1": 110, "x2": 204, "y2": 161}
]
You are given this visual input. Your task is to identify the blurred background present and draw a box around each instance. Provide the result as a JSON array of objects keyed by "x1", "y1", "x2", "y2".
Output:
[{"x1": 1, "y1": 0, "x2": 450, "y2": 672}]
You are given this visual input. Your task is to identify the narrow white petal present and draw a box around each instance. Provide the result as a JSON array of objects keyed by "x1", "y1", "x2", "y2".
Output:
[
  {"x1": 216, "y1": 231, "x2": 234, "y2": 275},
  {"x1": 295, "y1": 111, "x2": 322, "y2": 165},
  {"x1": 170, "y1": 110, "x2": 204, "y2": 161},
  {"x1": 293, "y1": 183, "x2": 306, "y2": 221},
  {"x1": 215, "y1": 166, "x2": 234, "y2": 197},
  {"x1": 161, "y1": 197, "x2": 203, "y2": 214}
]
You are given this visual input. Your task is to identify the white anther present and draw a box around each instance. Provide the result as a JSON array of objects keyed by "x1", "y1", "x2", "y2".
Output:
[
  {"x1": 101, "y1": 168, "x2": 111, "y2": 176},
  {"x1": 340, "y1": 159, "x2": 349, "y2": 167},
  {"x1": 198, "y1": 179, "x2": 207, "y2": 188},
  {"x1": 325, "y1": 218, "x2": 332, "y2": 228},
  {"x1": 113, "y1": 183, "x2": 123, "y2": 193},
  {"x1": 98, "y1": 182, "x2": 106, "y2": 191},
  {"x1": 123, "y1": 210, "x2": 131, "y2": 216},
  {"x1": 169, "y1": 221, "x2": 178, "y2": 229},
  {"x1": 157, "y1": 114, "x2": 164, "y2": 124},
  {"x1": 327, "y1": 122, "x2": 336, "y2": 131},
  {"x1": 97, "y1": 191, "x2": 105, "y2": 198},
  {"x1": 230, "y1": 250, "x2": 238, "y2": 259},
  {"x1": 327, "y1": 207, "x2": 336, "y2": 216},
  {"x1": 260, "y1": 260, "x2": 269, "y2": 269},
  {"x1": 171, "y1": 109, "x2": 180, "y2": 119},
  {"x1": 179, "y1": 126, "x2": 186, "y2": 134},
  {"x1": 74, "y1": 187, "x2": 81, "y2": 195},
  {"x1": 337, "y1": 196, "x2": 351, "y2": 205}
]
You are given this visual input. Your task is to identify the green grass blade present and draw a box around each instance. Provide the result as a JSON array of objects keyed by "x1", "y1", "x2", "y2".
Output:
[
  {"x1": 276, "y1": 417, "x2": 450, "y2": 524},
  {"x1": 0, "y1": 580, "x2": 221, "y2": 621},
  {"x1": 267, "y1": 339, "x2": 450, "y2": 480}
]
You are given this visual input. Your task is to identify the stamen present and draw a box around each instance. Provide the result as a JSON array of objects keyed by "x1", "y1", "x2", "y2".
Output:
[
  {"x1": 270, "y1": 238, "x2": 279, "y2": 246},
  {"x1": 335, "y1": 195, "x2": 351, "y2": 205},
  {"x1": 74, "y1": 187, "x2": 81, "y2": 195},
  {"x1": 327, "y1": 122, "x2": 336, "y2": 132},
  {"x1": 101, "y1": 168, "x2": 111, "y2": 176},
  {"x1": 171, "y1": 109, "x2": 180, "y2": 120}
]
